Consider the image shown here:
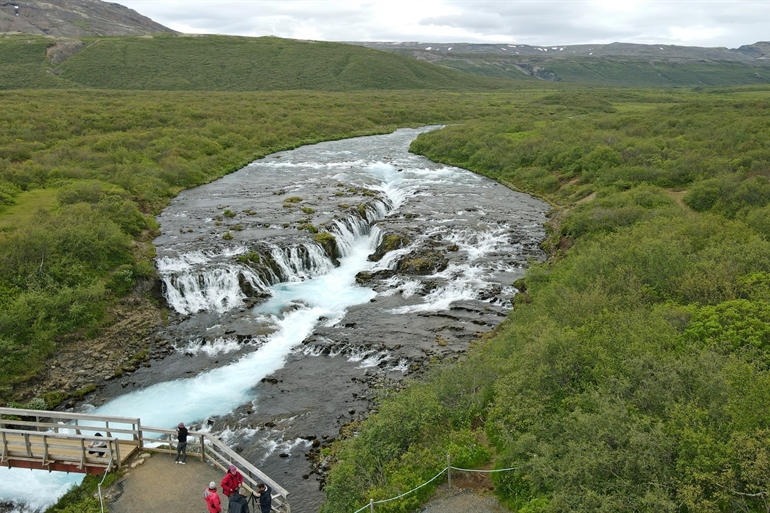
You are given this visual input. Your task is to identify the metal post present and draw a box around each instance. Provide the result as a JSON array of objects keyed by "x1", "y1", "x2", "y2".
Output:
[
  {"x1": 200, "y1": 434, "x2": 206, "y2": 462},
  {"x1": 114, "y1": 438, "x2": 122, "y2": 471},
  {"x1": 369, "y1": 498, "x2": 374, "y2": 512},
  {"x1": 136, "y1": 420, "x2": 144, "y2": 450},
  {"x1": 447, "y1": 454, "x2": 451, "y2": 488}
]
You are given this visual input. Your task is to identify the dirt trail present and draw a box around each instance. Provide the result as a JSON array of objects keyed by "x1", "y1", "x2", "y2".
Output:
[{"x1": 419, "y1": 471, "x2": 508, "y2": 513}]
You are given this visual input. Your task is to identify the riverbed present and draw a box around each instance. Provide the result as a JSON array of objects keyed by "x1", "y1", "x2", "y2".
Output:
[{"x1": 0, "y1": 127, "x2": 549, "y2": 513}]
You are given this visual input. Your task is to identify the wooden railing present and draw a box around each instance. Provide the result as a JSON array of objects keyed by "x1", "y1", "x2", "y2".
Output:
[
  {"x1": 0, "y1": 407, "x2": 140, "y2": 474},
  {"x1": 0, "y1": 407, "x2": 290, "y2": 512}
]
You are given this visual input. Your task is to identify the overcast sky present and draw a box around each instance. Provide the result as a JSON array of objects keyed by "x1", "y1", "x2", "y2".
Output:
[{"x1": 117, "y1": 1, "x2": 769, "y2": 49}]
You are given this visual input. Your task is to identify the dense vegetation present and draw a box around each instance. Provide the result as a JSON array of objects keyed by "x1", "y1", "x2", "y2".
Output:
[
  {"x1": 0, "y1": 34, "x2": 519, "y2": 92},
  {"x1": 322, "y1": 87, "x2": 770, "y2": 512},
  {"x1": 4, "y1": 28, "x2": 770, "y2": 511},
  {"x1": 0, "y1": 89, "x2": 547, "y2": 397}
]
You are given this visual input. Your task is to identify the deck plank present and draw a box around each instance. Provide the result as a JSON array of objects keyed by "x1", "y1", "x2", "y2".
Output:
[{"x1": 2, "y1": 432, "x2": 138, "y2": 473}]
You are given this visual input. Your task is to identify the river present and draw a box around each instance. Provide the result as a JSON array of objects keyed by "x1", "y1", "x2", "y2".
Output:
[{"x1": 0, "y1": 127, "x2": 549, "y2": 513}]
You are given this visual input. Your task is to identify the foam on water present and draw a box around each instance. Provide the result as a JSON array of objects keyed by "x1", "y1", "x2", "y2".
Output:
[
  {"x1": 93, "y1": 234, "x2": 378, "y2": 431},
  {"x1": 0, "y1": 471, "x2": 81, "y2": 513},
  {"x1": 389, "y1": 264, "x2": 487, "y2": 314},
  {"x1": 179, "y1": 336, "x2": 252, "y2": 356}
]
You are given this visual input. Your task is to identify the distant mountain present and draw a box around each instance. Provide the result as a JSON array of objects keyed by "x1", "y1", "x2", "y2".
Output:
[
  {"x1": 354, "y1": 41, "x2": 770, "y2": 62},
  {"x1": 351, "y1": 41, "x2": 770, "y2": 87},
  {"x1": 0, "y1": 0, "x2": 175, "y2": 37}
]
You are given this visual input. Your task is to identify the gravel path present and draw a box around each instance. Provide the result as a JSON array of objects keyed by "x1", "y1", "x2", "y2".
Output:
[
  {"x1": 107, "y1": 451, "x2": 224, "y2": 513},
  {"x1": 419, "y1": 485, "x2": 509, "y2": 513}
]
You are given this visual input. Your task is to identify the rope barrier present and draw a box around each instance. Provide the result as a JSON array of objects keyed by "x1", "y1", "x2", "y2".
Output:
[
  {"x1": 351, "y1": 456, "x2": 520, "y2": 512},
  {"x1": 352, "y1": 469, "x2": 447, "y2": 513},
  {"x1": 450, "y1": 465, "x2": 519, "y2": 473},
  {"x1": 97, "y1": 453, "x2": 115, "y2": 513}
]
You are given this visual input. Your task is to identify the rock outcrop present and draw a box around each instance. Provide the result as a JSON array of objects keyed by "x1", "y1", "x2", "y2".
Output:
[{"x1": 0, "y1": 0, "x2": 175, "y2": 37}]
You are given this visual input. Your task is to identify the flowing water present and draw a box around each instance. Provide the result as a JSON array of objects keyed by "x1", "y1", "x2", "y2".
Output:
[{"x1": 0, "y1": 127, "x2": 550, "y2": 513}]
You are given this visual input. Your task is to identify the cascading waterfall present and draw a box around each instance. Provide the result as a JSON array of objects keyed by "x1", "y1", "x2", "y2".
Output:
[
  {"x1": 268, "y1": 243, "x2": 335, "y2": 283},
  {"x1": 160, "y1": 206, "x2": 389, "y2": 316}
]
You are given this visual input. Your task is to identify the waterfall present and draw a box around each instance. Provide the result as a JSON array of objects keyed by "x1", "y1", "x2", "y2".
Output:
[{"x1": 159, "y1": 198, "x2": 394, "y2": 315}]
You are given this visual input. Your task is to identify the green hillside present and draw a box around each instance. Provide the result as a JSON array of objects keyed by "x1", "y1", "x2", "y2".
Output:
[
  {"x1": 0, "y1": 36, "x2": 77, "y2": 89},
  {"x1": 376, "y1": 45, "x2": 770, "y2": 87},
  {"x1": 0, "y1": 33, "x2": 522, "y2": 91},
  {"x1": 514, "y1": 57, "x2": 770, "y2": 86},
  {"x1": 322, "y1": 86, "x2": 770, "y2": 512}
]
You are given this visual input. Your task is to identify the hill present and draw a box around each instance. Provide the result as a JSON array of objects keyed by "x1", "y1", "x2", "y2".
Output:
[
  {"x1": 0, "y1": 0, "x2": 174, "y2": 37},
  {"x1": 0, "y1": 33, "x2": 524, "y2": 91},
  {"x1": 353, "y1": 41, "x2": 770, "y2": 87}
]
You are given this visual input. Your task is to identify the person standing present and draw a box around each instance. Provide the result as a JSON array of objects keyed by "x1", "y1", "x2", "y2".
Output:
[
  {"x1": 175, "y1": 422, "x2": 188, "y2": 464},
  {"x1": 220, "y1": 464, "x2": 244, "y2": 497},
  {"x1": 227, "y1": 487, "x2": 250, "y2": 513},
  {"x1": 204, "y1": 481, "x2": 222, "y2": 513},
  {"x1": 254, "y1": 483, "x2": 271, "y2": 513}
]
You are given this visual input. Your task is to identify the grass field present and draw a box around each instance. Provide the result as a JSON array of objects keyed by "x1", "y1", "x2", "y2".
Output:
[{"x1": 0, "y1": 188, "x2": 58, "y2": 229}]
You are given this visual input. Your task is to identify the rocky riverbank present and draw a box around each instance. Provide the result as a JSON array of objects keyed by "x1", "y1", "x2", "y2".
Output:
[{"x1": 9, "y1": 279, "x2": 170, "y2": 409}]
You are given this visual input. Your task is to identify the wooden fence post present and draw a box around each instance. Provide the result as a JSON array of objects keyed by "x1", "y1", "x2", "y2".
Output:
[{"x1": 447, "y1": 454, "x2": 451, "y2": 488}]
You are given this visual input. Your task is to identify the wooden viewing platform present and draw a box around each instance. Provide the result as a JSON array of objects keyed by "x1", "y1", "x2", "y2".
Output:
[
  {"x1": 1, "y1": 429, "x2": 137, "y2": 474},
  {"x1": 0, "y1": 407, "x2": 290, "y2": 512}
]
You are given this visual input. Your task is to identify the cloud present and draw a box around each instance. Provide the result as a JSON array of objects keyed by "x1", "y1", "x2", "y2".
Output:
[{"x1": 118, "y1": 0, "x2": 770, "y2": 48}]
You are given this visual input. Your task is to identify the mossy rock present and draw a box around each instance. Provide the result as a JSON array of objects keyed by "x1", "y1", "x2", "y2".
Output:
[
  {"x1": 396, "y1": 249, "x2": 448, "y2": 275},
  {"x1": 314, "y1": 232, "x2": 339, "y2": 264},
  {"x1": 355, "y1": 269, "x2": 396, "y2": 284},
  {"x1": 369, "y1": 233, "x2": 409, "y2": 262}
]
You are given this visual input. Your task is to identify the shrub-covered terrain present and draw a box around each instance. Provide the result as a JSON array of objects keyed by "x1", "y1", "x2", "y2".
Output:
[
  {"x1": 4, "y1": 28, "x2": 770, "y2": 512},
  {"x1": 0, "y1": 34, "x2": 521, "y2": 92},
  {"x1": 322, "y1": 87, "x2": 770, "y2": 512}
]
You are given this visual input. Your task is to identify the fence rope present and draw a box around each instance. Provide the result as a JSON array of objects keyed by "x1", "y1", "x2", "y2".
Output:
[
  {"x1": 97, "y1": 453, "x2": 115, "y2": 513},
  {"x1": 352, "y1": 459, "x2": 521, "y2": 512},
  {"x1": 450, "y1": 465, "x2": 519, "y2": 473},
  {"x1": 352, "y1": 468, "x2": 447, "y2": 513}
]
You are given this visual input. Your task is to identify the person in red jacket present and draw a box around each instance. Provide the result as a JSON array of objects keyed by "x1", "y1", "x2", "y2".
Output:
[
  {"x1": 220, "y1": 465, "x2": 244, "y2": 497},
  {"x1": 204, "y1": 481, "x2": 222, "y2": 513}
]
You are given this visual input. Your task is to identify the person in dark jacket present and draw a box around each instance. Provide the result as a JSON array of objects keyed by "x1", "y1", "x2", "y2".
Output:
[
  {"x1": 254, "y1": 483, "x2": 271, "y2": 513},
  {"x1": 227, "y1": 487, "x2": 250, "y2": 513},
  {"x1": 175, "y1": 421, "x2": 188, "y2": 464},
  {"x1": 88, "y1": 432, "x2": 107, "y2": 456}
]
